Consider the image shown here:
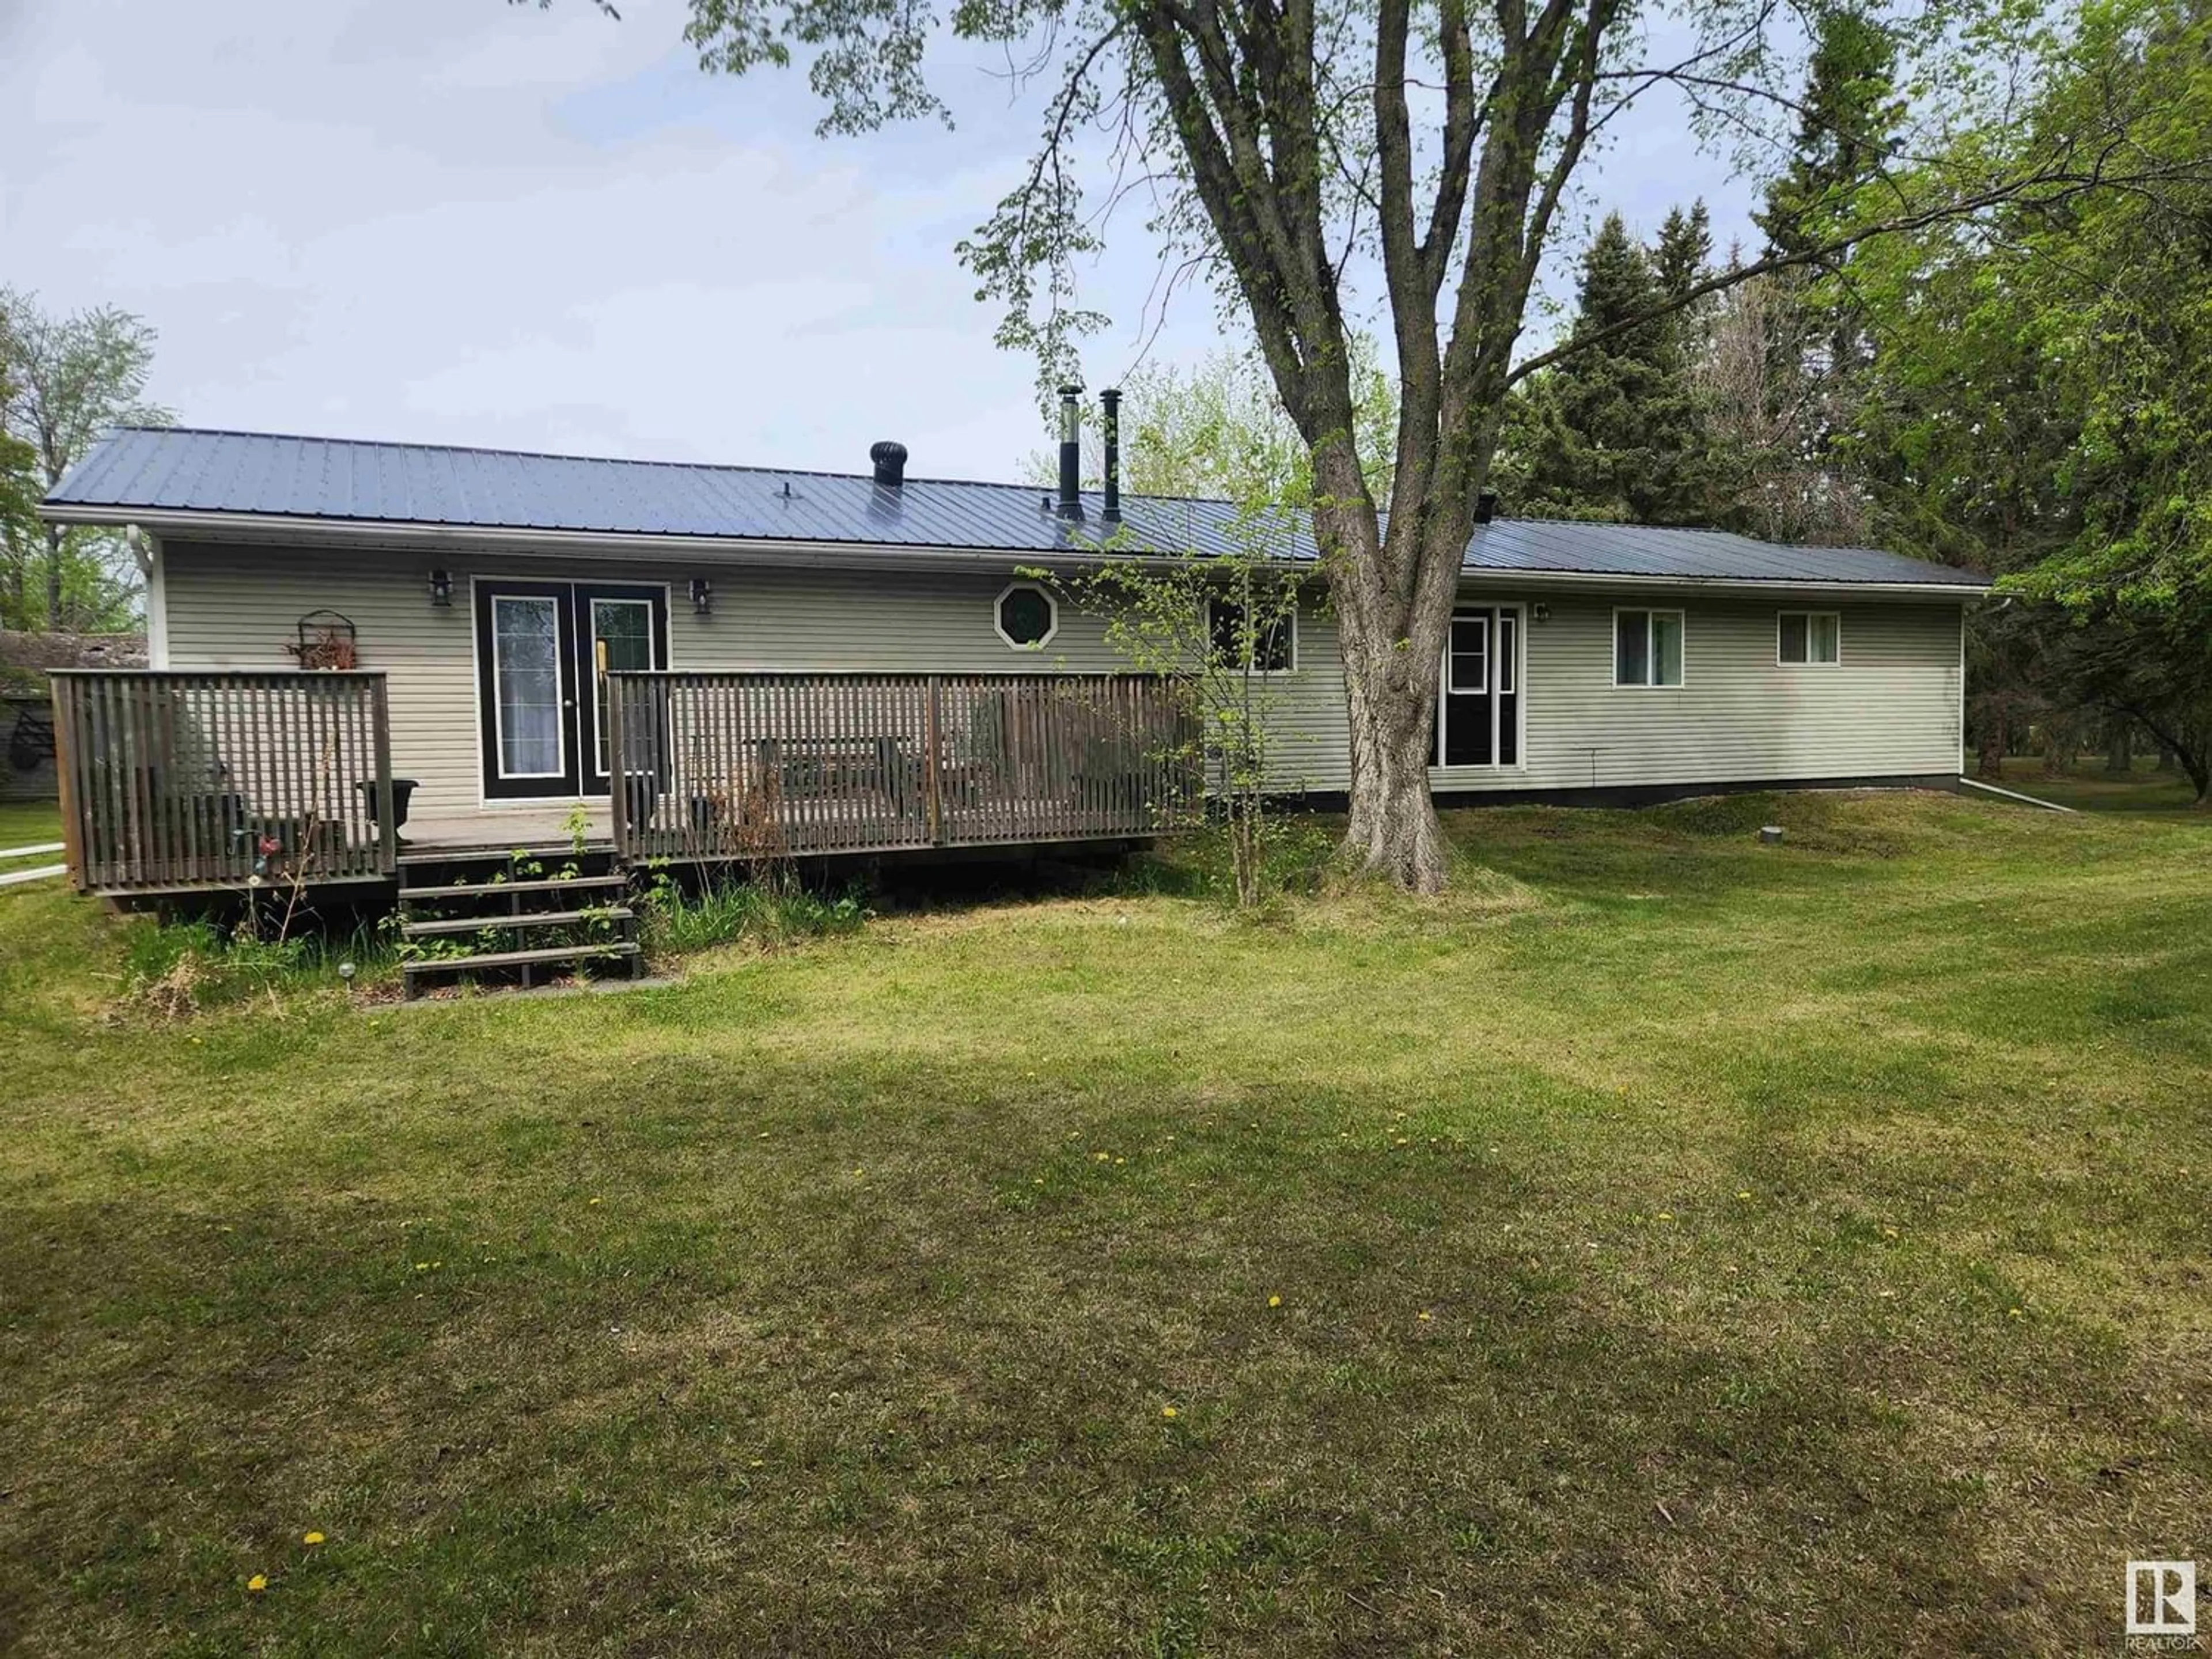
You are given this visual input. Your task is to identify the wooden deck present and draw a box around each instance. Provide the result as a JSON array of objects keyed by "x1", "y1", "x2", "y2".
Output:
[
  {"x1": 606, "y1": 671, "x2": 1199, "y2": 863},
  {"x1": 48, "y1": 669, "x2": 1199, "y2": 896},
  {"x1": 50, "y1": 669, "x2": 396, "y2": 895}
]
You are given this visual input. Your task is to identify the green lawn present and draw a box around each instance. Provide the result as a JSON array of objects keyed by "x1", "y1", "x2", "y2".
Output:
[
  {"x1": 1973, "y1": 763, "x2": 2208, "y2": 817},
  {"x1": 0, "y1": 800, "x2": 65, "y2": 878},
  {"x1": 1, "y1": 798, "x2": 62, "y2": 842},
  {"x1": 1, "y1": 790, "x2": 2206, "y2": 1654}
]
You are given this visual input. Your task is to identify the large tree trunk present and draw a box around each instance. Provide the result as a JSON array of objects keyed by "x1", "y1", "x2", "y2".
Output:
[
  {"x1": 1976, "y1": 710, "x2": 2006, "y2": 781},
  {"x1": 2179, "y1": 733, "x2": 2212, "y2": 806},
  {"x1": 2104, "y1": 719, "x2": 2133, "y2": 774},
  {"x1": 2040, "y1": 714, "x2": 2074, "y2": 778},
  {"x1": 1313, "y1": 444, "x2": 1463, "y2": 894},
  {"x1": 1339, "y1": 629, "x2": 1446, "y2": 889}
]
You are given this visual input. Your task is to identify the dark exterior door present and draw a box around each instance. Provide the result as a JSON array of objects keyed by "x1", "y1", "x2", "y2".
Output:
[
  {"x1": 477, "y1": 581, "x2": 579, "y2": 800},
  {"x1": 475, "y1": 580, "x2": 668, "y2": 800},
  {"x1": 575, "y1": 583, "x2": 671, "y2": 796},
  {"x1": 1434, "y1": 605, "x2": 1521, "y2": 768}
]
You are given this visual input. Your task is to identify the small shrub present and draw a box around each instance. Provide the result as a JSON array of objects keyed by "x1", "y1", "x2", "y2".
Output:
[
  {"x1": 122, "y1": 912, "x2": 392, "y2": 1016},
  {"x1": 639, "y1": 867, "x2": 869, "y2": 956},
  {"x1": 124, "y1": 917, "x2": 222, "y2": 984},
  {"x1": 1125, "y1": 815, "x2": 1338, "y2": 904}
]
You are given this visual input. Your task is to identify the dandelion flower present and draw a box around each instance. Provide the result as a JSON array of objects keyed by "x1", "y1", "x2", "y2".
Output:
[
  {"x1": 1268, "y1": 1295, "x2": 1282, "y2": 1308},
  {"x1": 303, "y1": 1532, "x2": 325, "y2": 1547},
  {"x1": 1417, "y1": 1310, "x2": 1433, "y2": 1323},
  {"x1": 247, "y1": 1574, "x2": 268, "y2": 1593},
  {"x1": 1161, "y1": 1406, "x2": 1179, "y2": 1419},
  {"x1": 2008, "y1": 1306, "x2": 2024, "y2": 1319},
  {"x1": 1735, "y1": 1190, "x2": 1752, "y2": 1200},
  {"x1": 1655, "y1": 1211, "x2": 1675, "y2": 1222}
]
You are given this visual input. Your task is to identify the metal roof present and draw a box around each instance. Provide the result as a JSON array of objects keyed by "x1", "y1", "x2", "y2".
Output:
[{"x1": 45, "y1": 426, "x2": 1989, "y2": 589}]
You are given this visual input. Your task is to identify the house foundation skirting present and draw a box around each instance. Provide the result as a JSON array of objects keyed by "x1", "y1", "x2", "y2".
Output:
[{"x1": 1277, "y1": 772, "x2": 1963, "y2": 813}]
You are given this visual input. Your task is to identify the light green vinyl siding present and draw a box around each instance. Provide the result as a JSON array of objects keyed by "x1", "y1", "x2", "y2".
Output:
[
  {"x1": 1425, "y1": 589, "x2": 1964, "y2": 793},
  {"x1": 154, "y1": 541, "x2": 1964, "y2": 821}
]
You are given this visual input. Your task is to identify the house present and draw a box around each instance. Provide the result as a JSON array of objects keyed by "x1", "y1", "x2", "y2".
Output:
[{"x1": 38, "y1": 402, "x2": 1988, "y2": 908}]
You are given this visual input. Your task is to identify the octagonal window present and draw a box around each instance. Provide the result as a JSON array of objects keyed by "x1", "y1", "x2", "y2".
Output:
[{"x1": 995, "y1": 582, "x2": 1057, "y2": 649}]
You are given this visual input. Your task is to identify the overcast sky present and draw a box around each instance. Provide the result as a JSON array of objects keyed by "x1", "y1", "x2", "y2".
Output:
[{"x1": 2, "y1": 0, "x2": 1757, "y2": 483}]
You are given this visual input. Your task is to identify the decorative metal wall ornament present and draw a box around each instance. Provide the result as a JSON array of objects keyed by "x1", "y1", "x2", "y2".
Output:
[{"x1": 289, "y1": 609, "x2": 358, "y2": 671}]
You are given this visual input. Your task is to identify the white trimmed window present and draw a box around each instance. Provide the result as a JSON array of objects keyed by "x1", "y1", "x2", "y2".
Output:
[
  {"x1": 994, "y1": 582, "x2": 1058, "y2": 649},
  {"x1": 1614, "y1": 608, "x2": 1684, "y2": 688},
  {"x1": 1448, "y1": 613, "x2": 1488, "y2": 692},
  {"x1": 1207, "y1": 597, "x2": 1297, "y2": 674},
  {"x1": 1778, "y1": 610, "x2": 1841, "y2": 666}
]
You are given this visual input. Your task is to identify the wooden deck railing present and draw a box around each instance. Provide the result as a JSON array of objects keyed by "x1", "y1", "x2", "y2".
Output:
[
  {"x1": 606, "y1": 671, "x2": 1199, "y2": 862},
  {"x1": 50, "y1": 671, "x2": 396, "y2": 893}
]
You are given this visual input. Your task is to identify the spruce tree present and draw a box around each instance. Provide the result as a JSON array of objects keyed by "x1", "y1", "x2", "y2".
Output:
[
  {"x1": 1508, "y1": 211, "x2": 1710, "y2": 525},
  {"x1": 1753, "y1": 6, "x2": 1904, "y2": 370},
  {"x1": 1653, "y1": 201, "x2": 1712, "y2": 314}
]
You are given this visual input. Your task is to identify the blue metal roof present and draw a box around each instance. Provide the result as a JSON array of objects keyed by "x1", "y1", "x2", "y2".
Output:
[{"x1": 45, "y1": 426, "x2": 1988, "y2": 589}]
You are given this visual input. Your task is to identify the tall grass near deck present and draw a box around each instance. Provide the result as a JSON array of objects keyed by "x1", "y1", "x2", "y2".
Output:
[{"x1": 0, "y1": 790, "x2": 2205, "y2": 1654}]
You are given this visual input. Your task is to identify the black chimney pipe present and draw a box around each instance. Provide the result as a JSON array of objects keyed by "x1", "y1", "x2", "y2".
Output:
[
  {"x1": 870, "y1": 440, "x2": 908, "y2": 487},
  {"x1": 1099, "y1": 388, "x2": 1122, "y2": 525},
  {"x1": 1056, "y1": 385, "x2": 1085, "y2": 522},
  {"x1": 1475, "y1": 490, "x2": 1497, "y2": 524}
]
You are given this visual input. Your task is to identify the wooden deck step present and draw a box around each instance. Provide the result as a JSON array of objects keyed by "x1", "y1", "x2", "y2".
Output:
[
  {"x1": 402, "y1": 907, "x2": 634, "y2": 938},
  {"x1": 397, "y1": 842, "x2": 616, "y2": 867},
  {"x1": 403, "y1": 941, "x2": 641, "y2": 976},
  {"x1": 398, "y1": 874, "x2": 628, "y2": 900}
]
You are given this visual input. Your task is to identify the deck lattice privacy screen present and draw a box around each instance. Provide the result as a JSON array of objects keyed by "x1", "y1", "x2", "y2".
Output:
[
  {"x1": 605, "y1": 671, "x2": 1199, "y2": 860},
  {"x1": 51, "y1": 671, "x2": 395, "y2": 891}
]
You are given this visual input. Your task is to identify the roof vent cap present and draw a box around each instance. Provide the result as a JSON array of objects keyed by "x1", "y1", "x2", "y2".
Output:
[{"x1": 870, "y1": 441, "x2": 908, "y2": 487}]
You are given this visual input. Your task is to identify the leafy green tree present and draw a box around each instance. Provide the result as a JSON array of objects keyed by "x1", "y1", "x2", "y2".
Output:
[
  {"x1": 1023, "y1": 342, "x2": 1396, "y2": 507},
  {"x1": 1036, "y1": 528, "x2": 1307, "y2": 906},
  {"x1": 1843, "y1": 0, "x2": 2212, "y2": 797},
  {"x1": 0, "y1": 385, "x2": 37, "y2": 627},
  {"x1": 543, "y1": 0, "x2": 2206, "y2": 888},
  {"x1": 0, "y1": 290, "x2": 171, "y2": 632}
]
